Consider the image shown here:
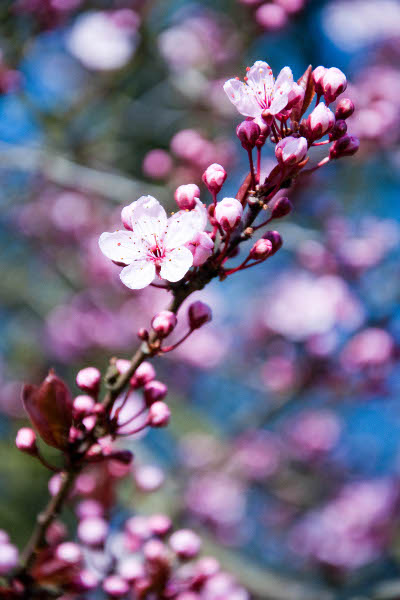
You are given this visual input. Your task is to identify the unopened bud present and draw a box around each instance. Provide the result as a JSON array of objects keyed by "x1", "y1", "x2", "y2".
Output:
[
  {"x1": 138, "y1": 327, "x2": 149, "y2": 341},
  {"x1": 144, "y1": 380, "x2": 168, "y2": 406},
  {"x1": 169, "y1": 529, "x2": 202, "y2": 560},
  {"x1": 202, "y1": 163, "x2": 227, "y2": 194},
  {"x1": 103, "y1": 575, "x2": 130, "y2": 598},
  {"x1": 215, "y1": 197, "x2": 243, "y2": 231},
  {"x1": 143, "y1": 539, "x2": 169, "y2": 564},
  {"x1": 130, "y1": 362, "x2": 155, "y2": 388},
  {"x1": 329, "y1": 119, "x2": 347, "y2": 141},
  {"x1": 330, "y1": 134, "x2": 360, "y2": 159},
  {"x1": 335, "y1": 98, "x2": 355, "y2": 120},
  {"x1": 149, "y1": 401, "x2": 171, "y2": 427},
  {"x1": 188, "y1": 301, "x2": 212, "y2": 330},
  {"x1": 263, "y1": 230, "x2": 283, "y2": 254},
  {"x1": 275, "y1": 136, "x2": 308, "y2": 166},
  {"x1": 151, "y1": 310, "x2": 177, "y2": 338},
  {"x1": 175, "y1": 184, "x2": 200, "y2": 211},
  {"x1": 76, "y1": 367, "x2": 101, "y2": 395},
  {"x1": 250, "y1": 238, "x2": 273, "y2": 259},
  {"x1": 78, "y1": 517, "x2": 108, "y2": 547},
  {"x1": 312, "y1": 66, "x2": 327, "y2": 96},
  {"x1": 270, "y1": 196, "x2": 293, "y2": 219},
  {"x1": 15, "y1": 427, "x2": 37, "y2": 455},
  {"x1": 56, "y1": 542, "x2": 82, "y2": 565},
  {"x1": 236, "y1": 120, "x2": 261, "y2": 151},
  {"x1": 187, "y1": 231, "x2": 214, "y2": 267},
  {"x1": 73, "y1": 395, "x2": 95, "y2": 418},
  {"x1": 148, "y1": 514, "x2": 172, "y2": 537},
  {"x1": 0, "y1": 543, "x2": 18, "y2": 575},
  {"x1": 322, "y1": 67, "x2": 347, "y2": 104},
  {"x1": 305, "y1": 103, "x2": 335, "y2": 139}
]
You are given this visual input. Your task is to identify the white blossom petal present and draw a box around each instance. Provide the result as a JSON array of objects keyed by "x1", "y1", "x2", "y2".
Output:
[
  {"x1": 275, "y1": 66, "x2": 293, "y2": 89},
  {"x1": 223, "y1": 79, "x2": 261, "y2": 117},
  {"x1": 160, "y1": 247, "x2": 193, "y2": 282},
  {"x1": 99, "y1": 230, "x2": 145, "y2": 264},
  {"x1": 269, "y1": 86, "x2": 291, "y2": 114},
  {"x1": 247, "y1": 61, "x2": 274, "y2": 92},
  {"x1": 120, "y1": 260, "x2": 156, "y2": 289},
  {"x1": 164, "y1": 201, "x2": 208, "y2": 248},
  {"x1": 128, "y1": 196, "x2": 168, "y2": 246}
]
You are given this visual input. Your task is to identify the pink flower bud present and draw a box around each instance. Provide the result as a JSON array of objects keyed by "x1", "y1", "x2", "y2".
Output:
[
  {"x1": 72, "y1": 569, "x2": 99, "y2": 592},
  {"x1": 263, "y1": 230, "x2": 283, "y2": 254},
  {"x1": 151, "y1": 310, "x2": 177, "y2": 338},
  {"x1": 149, "y1": 401, "x2": 171, "y2": 427},
  {"x1": 78, "y1": 517, "x2": 108, "y2": 547},
  {"x1": 15, "y1": 427, "x2": 37, "y2": 455},
  {"x1": 255, "y1": 3, "x2": 287, "y2": 29},
  {"x1": 138, "y1": 327, "x2": 149, "y2": 341},
  {"x1": 169, "y1": 529, "x2": 202, "y2": 559},
  {"x1": 148, "y1": 514, "x2": 172, "y2": 537},
  {"x1": 130, "y1": 361, "x2": 155, "y2": 388},
  {"x1": 56, "y1": 542, "x2": 82, "y2": 565},
  {"x1": 335, "y1": 98, "x2": 354, "y2": 120},
  {"x1": 175, "y1": 184, "x2": 200, "y2": 210},
  {"x1": 76, "y1": 367, "x2": 101, "y2": 395},
  {"x1": 144, "y1": 380, "x2": 168, "y2": 405},
  {"x1": 250, "y1": 238, "x2": 273, "y2": 260},
  {"x1": 312, "y1": 66, "x2": 327, "y2": 96},
  {"x1": 22, "y1": 371, "x2": 73, "y2": 450},
  {"x1": 118, "y1": 556, "x2": 145, "y2": 581},
  {"x1": 202, "y1": 163, "x2": 227, "y2": 194},
  {"x1": 75, "y1": 499, "x2": 104, "y2": 519},
  {"x1": 188, "y1": 301, "x2": 212, "y2": 330},
  {"x1": 215, "y1": 197, "x2": 243, "y2": 231},
  {"x1": 143, "y1": 539, "x2": 169, "y2": 564},
  {"x1": 134, "y1": 464, "x2": 165, "y2": 492},
  {"x1": 306, "y1": 103, "x2": 335, "y2": 139},
  {"x1": 73, "y1": 395, "x2": 95, "y2": 418},
  {"x1": 236, "y1": 120, "x2": 261, "y2": 151},
  {"x1": 286, "y1": 83, "x2": 305, "y2": 110},
  {"x1": 116, "y1": 359, "x2": 131, "y2": 374},
  {"x1": 186, "y1": 232, "x2": 214, "y2": 267},
  {"x1": 270, "y1": 196, "x2": 293, "y2": 219},
  {"x1": 275, "y1": 136, "x2": 308, "y2": 166},
  {"x1": 0, "y1": 543, "x2": 18, "y2": 575},
  {"x1": 103, "y1": 575, "x2": 130, "y2": 598},
  {"x1": 329, "y1": 119, "x2": 347, "y2": 141},
  {"x1": 121, "y1": 205, "x2": 133, "y2": 230},
  {"x1": 196, "y1": 556, "x2": 220, "y2": 578},
  {"x1": 322, "y1": 67, "x2": 347, "y2": 104},
  {"x1": 329, "y1": 134, "x2": 360, "y2": 159}
]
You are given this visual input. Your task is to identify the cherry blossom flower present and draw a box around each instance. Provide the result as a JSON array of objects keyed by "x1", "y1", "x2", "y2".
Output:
[
  {"x1": 99, "y1": 196, "x2": 207, "y2": 289},
  {"x1": 223, "y1": 60, "x2": 295, "y2": 119}
]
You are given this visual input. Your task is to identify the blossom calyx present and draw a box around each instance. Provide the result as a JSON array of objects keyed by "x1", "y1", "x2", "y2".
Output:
[
  {"x1": 22, "y1": 371, "x2": 73, "y2": 450},
  {"x1": 275, "y1": 136, "x2": 308, "y2": 166}
]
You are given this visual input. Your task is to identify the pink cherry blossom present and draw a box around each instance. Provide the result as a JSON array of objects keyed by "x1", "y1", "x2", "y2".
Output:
[
  {"x1": 99, "y1": 196, "x2": 207, "y2": 289},
  {"x1": 223, "y1": 60, "x2": 296, "y2": 119}
]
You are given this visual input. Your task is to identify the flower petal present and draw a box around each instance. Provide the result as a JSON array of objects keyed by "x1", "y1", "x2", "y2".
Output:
[
  {"x1": 120, "y1": 260, "x2": 156, "y2": 289},
  {"x1": 164, "y1": 200, "x2": 207, "y2": 248},
  {"x1": 99, "y1": 230, "x2": 145, "y2": 264},
  {"x1": 127, "y1": 196, "x2": 168, "y2": 246},
  {"x1": 223, "y1": 79, "x2": 261, "y2": 118},
  {"x1": 247, "y1": 61, "x2": 274, "y2": 93},
  {"x1": 275, "y1": 66, "x2": 293, "y2": 89},
  {"x1": 160, "y1": 247, "x2": 193, "y2": 283}
]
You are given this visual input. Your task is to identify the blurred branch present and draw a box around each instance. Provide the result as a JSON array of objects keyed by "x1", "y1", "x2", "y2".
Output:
[{"x1": 0, "y1": 142, "x2": 165, "y2": 204}]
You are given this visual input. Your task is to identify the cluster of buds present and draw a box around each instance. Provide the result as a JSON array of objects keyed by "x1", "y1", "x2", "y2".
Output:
[{"x1": 3, "y1": 511, "x2": 247, "y2": 599}]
